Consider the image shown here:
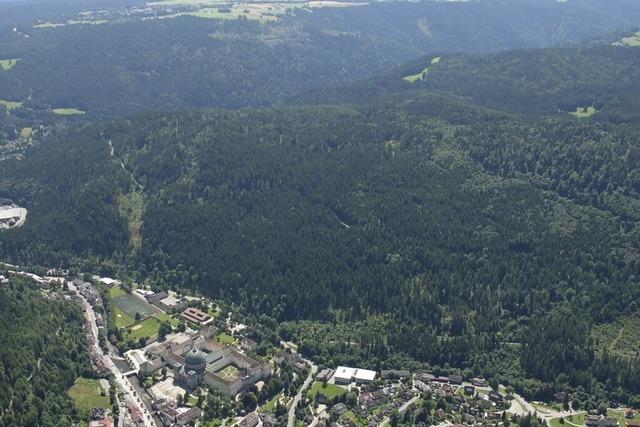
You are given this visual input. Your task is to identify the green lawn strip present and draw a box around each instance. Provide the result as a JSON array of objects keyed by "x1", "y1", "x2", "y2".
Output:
[
  {"x1": 68, "y1": 377, "x2": 110, "y2": 412},
  {"x1": 154, "y1": 312, "x2": 179, "y2": 326},
  {"x1": 52, "y1": 108, "x2": 85, "y2": 115},
  {"x1": 309, "y1": 381, "x2": 347, "y2": 399},
  {"x1": 431, "y1": 56, "x2": 441, "y2": 64}
]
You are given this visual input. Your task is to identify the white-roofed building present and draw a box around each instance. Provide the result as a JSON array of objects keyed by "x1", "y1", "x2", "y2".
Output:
[
  {"x1": 334, "y1": 366, "x2": 356, "y2": 384},
  {"x1": 354, "y1": 368, "x2": 376, "y2": 383}
]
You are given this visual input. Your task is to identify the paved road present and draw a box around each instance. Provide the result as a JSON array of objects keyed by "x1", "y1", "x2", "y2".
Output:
[
  {"x1": 71, "y1": 281, "x2": 157, "y2": 427},
  {"x1": 287, "y1": 358, "x2": 318, "y2": 427}
]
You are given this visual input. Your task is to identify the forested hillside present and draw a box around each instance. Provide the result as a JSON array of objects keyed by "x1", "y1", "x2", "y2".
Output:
[
  {"x1": 1, "y1": 0, "x2": 640, "y2": 118},
  {"x1": 3, "y1": 3, "x2": 640, "y2": 411},
  {"x1": 296, "y1": 42, "x2": 640, "y2": 119},
  {"x1": 0, "y1": 275, "x2": 94, "y2": 426},
  {"x1": 4, "y1": 64, "x2": 640, "y2": 402}
]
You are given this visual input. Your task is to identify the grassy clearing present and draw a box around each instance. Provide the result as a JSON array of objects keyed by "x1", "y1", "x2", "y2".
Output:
[
  {"x1": 592, "y1": 311, "x2": 640, "y2": 359},
  {"x1": 68, "y1": 377, "x2": 110, "y2": 411},
  {"x1": 53, "y1": 108, "x2": 85, "y2": 115},
  {"x1": 403, "y1": 67, "x2": 429, "y2": 83},
  {"x1": 569, "y1": 106, "x2": 596, "y2": 118},
  {"x1": 608, "y1": 409, "x2": 640, "y2": 427},
  {"x1": 0, "y1": 100, "x2": 22, "y2": 112},
  {"x1": 620, "y1": 32, "x2": 640, "y2": 47},
  {"x1": 309, "y1": 381, "x2": 347, "y2": 399},
  {"x1": 216, "y1": 333, "x2": 236, "y2": 345},
  {"x1": 34, "y1": 19, "x2": 107, "y2": 29},
  {"x1": 117, "y1": 191, "x2": 144, "y2": 250},
  {"x1": 403, "y1": 57, "x2": 440, "y2": 83},
  {"x1": 0, "y1": 59, "x2": 20, "y2": 71}
]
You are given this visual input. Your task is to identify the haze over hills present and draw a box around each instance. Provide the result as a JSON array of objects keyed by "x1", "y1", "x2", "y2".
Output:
[{"x1": 2, "y1": 1, "x2": 640, "y2": 426}]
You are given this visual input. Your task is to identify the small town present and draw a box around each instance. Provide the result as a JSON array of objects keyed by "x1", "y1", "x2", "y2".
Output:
[{"x1": 2, "y1": 262, "x2": 639, "y2": 427}]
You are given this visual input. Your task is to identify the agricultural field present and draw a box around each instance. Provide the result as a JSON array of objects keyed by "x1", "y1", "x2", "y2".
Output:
[
  {"x1": 0, "y1": 59, "x2": 20, "y2": 71},
  {"x1": 0, "y1": 100, "x2": 22, "y2": 112},
  {"x1": 309, "y1": 381, "x2": 347, "y2": 399},
  {"x1": 68, "y1": 377, "x2": 110, "y2": 412},
  {"x1": 52, "y1": 108, "x2": 86, "y2": 115},
  {"x1": 569, "y1": 106, "x2": 596, "y2": 118}
]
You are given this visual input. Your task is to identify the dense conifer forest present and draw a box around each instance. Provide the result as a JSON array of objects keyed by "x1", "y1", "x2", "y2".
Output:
[
  {"x1": 3, "y1": 0, "x2": 640, "y2": 417},
  {"x1": 0, "y1": 276, "x2": 94, "y2": 426}
]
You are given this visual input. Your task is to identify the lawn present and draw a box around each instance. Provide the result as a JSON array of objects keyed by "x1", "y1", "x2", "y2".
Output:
[
  {"x1": 552, "y1": 413, "x2": 587, "y2": 427},
  {"x1": 114, "y1": 306, "x2": 135, "y2": 328},
  {"x1": 431, "y1": 56, "x2": 442, "y2": 64},
  {"x1": 68, "y1": 377, "x2": 110, "y2": 412},
  {"x1": 608, "y1": 409, "x2": 640, "y2": 427},
  {"x1": 0, "y1": 59, "x2": 20, "y2": 71},
  {"x1": 155, "y1": 312, "x2": 179, "y2": 326},
  {"x1": 260, "y1": 393, "x2": 285, "y2": 412},
  {"x1": 309, "y1": 381, "x2": 347, "y2": 399},
  {"x1": 569, "y1": 106, "x2": 596, "y2": 118},
  {"x1": 0, "y1": 100, "x2": 22, "y2": 112},
  {"x1": 216, "y1": 333, "x2": 236, "y2": 345},
  {"x1": 218, "y1": 364, "x2": 240, "y2": 380},
  {"x1": 109, "y1": 286, "x2": 127, "y2": 299},
  {"x1": 52, "y1": 108, "x2": 86, "y2": 115},
  {"x1": 126, "y1": 317, "x2": 162, "y2": 340}
]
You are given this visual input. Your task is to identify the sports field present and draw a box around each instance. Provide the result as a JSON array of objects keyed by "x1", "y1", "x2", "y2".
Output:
[{"x1": 112, "y1": 293, "x2": 162, "y2": 319}]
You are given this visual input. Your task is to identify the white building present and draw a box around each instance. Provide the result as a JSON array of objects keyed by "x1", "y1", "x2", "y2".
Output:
[{"x1": 333, "y1": 366, "x2": 377, "y2": 384}]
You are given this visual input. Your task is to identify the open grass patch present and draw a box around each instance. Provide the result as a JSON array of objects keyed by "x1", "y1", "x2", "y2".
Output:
[
  {"x1": 126, "y1": 317, "x2": 162, "y2": 340},
  {"x1": 68, "y1": 377, "x2": 110, "y2": 412},
  {"x1": 309, "y1": 381, "x2": 347, "y2": 399},
  {"x1": 109, "y1": 286, "x2": 127, "y2": 299},
  {"x1": 569, "y1": 106, "x2": 596, "y2": 118},
  {"x1": 620, "y1": 32, "x2": 640, "y2": 47},
  {"x1": 52, "y1": 108, "x2": 85, "y2": 115},
  {"x1": 0, "y1": 59, "x2": 20, "y2": 71},
  {"x1": 216, "y1": 333, "x2": 236, "y2": 345},
  {"x1": 0, "y1": 99, "x2": 22, "y2": 112},
  {"x1": 403, "y1": 67, "x2": 429, "y2": 83},
  {"x1": 260, "y1": 392, "x2": 285, "y2": 412},
  {"x1": 114, "y1": 306, "x2": 135, "y2": 328}
]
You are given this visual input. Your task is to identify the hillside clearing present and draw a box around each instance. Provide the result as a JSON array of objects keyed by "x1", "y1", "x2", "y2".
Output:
[
  {"x1": 569, "y1": 106, "x2": 596, "y2": 118},
  {"x1": 52, "y1": 108, "x2": 86, "y2": 115},
  {"x1": 0, "y1": 59, "x2": 20, "y2": 71}
]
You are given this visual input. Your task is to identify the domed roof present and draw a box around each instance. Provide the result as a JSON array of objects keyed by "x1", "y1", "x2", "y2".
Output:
[{"x1": 184, "y1": 348, "x2": 207, "y2": 366}]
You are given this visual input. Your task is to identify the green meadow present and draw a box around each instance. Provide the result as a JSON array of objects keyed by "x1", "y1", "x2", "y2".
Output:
[
  {"x1": 569, "y1": 106, "x2": 596, "y2": 118},
  {"x1": 0, "y1": 59, "x2": 20, "y2": 71},
  {"x1": 53, "y1": 108, "x2": 86, "y2": 115}
]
